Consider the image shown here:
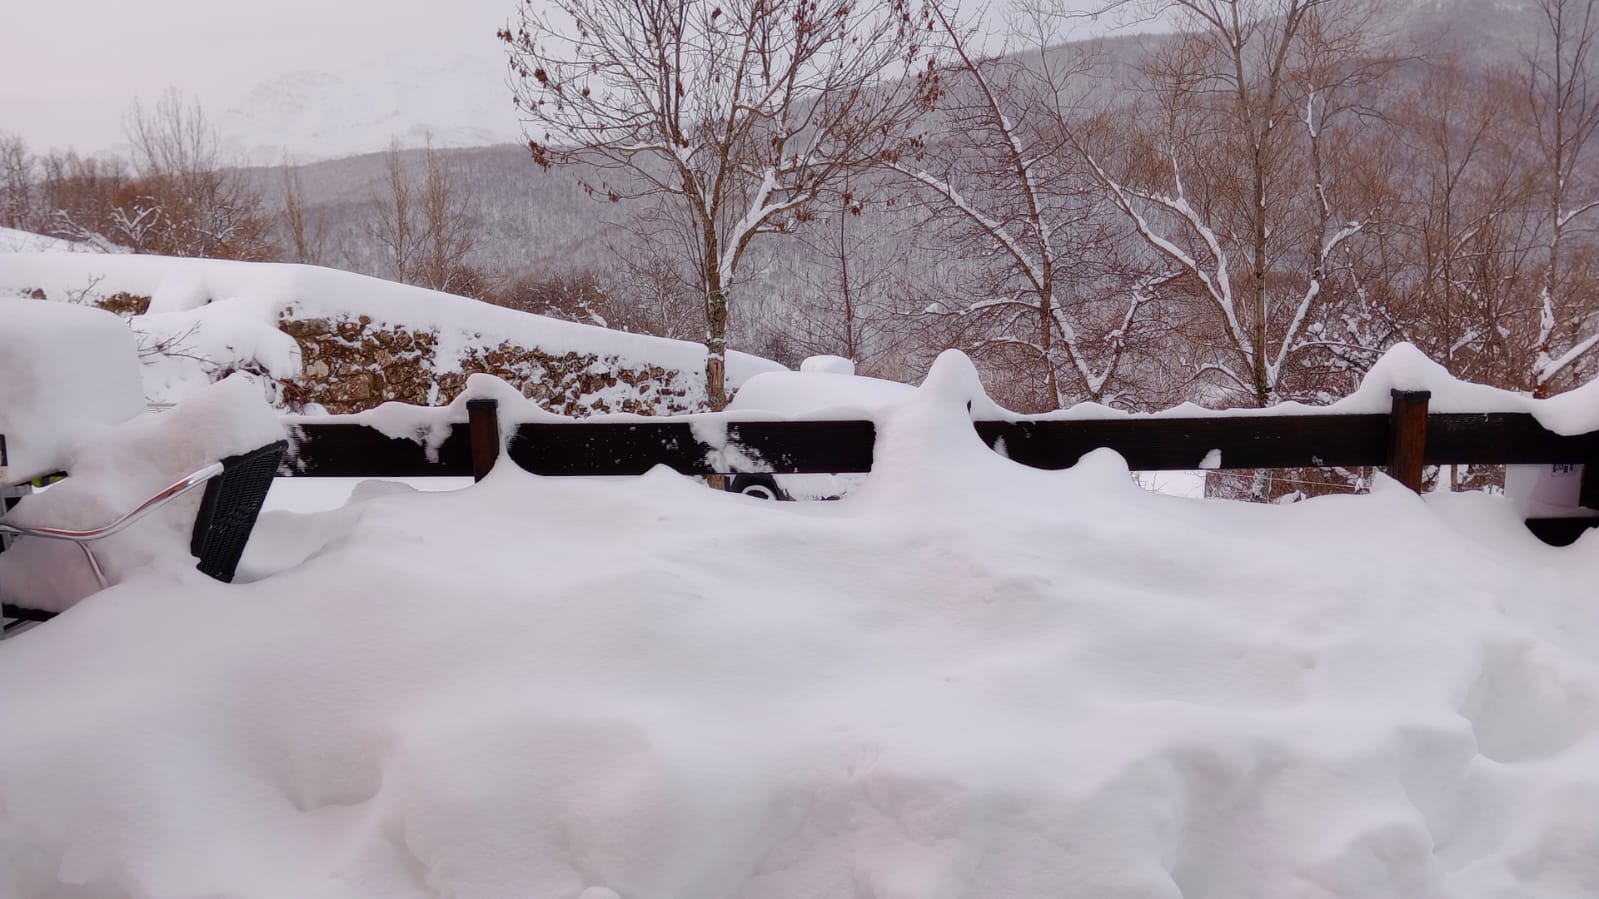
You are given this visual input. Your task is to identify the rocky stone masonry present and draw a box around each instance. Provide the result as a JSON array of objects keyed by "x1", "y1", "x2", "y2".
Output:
[
  {"x1": 96, "y1": 293, "x2": 152, "y2": 316},
  {"x1": 280, "y1": 313, "x2": 699, "y2": 416},
  {"x1": 13, "y1": 290, "x2": 698, "y2": 416},
  {"x1": 17, "y1": 289, "x2": 150, "y2": 315}
]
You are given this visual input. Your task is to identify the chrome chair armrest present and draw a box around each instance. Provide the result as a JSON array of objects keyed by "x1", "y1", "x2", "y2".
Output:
[{"x1": 0, "y1": 462, "x2": 226, "y2": 590}]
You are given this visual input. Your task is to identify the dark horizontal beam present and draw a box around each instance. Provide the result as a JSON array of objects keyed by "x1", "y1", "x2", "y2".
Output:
[
  {"x1": 282, "y1": 422, "x2": 475, "y2": 477},
  {"x1": 1425, "y1": 414, "x2": 1599, "y2": 465},
  {"x1": 2, "y1": 604, "x2": 55, "y2": 622},
  {"x1": 506, "y1": 420, "x2": 877, "y2": 476},
  {"x1": 281, "y1": 411, "x2": 1599, "y2": 478},
  {"x1": 975, "y1": 415, "x2": 1391, "y2": 471},
  {"x1": 281, "y1": 419, "x2": 879, "y2": 477}
]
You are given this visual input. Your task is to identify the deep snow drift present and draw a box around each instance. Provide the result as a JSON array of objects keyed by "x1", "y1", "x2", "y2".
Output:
[{"x1": 3, "y1": 352, "x2": 1599, "y2": 898}]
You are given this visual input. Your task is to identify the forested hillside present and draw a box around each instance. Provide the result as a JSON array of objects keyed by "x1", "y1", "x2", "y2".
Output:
[{"x1": 3, "y1": 0, "x2": 1594, "y2": 418}]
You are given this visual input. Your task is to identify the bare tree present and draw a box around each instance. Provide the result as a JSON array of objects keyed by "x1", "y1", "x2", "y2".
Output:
[
  {"x1": 0, "y1": 133, "x2": 37, "y2": 230},
  {"x1": 1526, "y1": 0, "x2": 1599, "y2": 395},
  {"x1": 893, "y1": 7, "x2": 1158, "y2": 409},
  {"x1": 493, "y1": 268, "x2": 614, "y2": 325},
  {"x1": 784, "y1": 187, "x2": 921, "y2": 378},
  {"x1": 125, "y1": 91, "x2": 211, "y2": 179},
  {"x1": 604, "y1": 228, "x2": 707, "y2": 340},
  {"x1": 417, "y1": 139, "x2": 477, "y2": 293},
  {"x1": 367, "y1": 139, "x2": 422, "y2": 283},
  {"x1": 122, "y1": 90, "x2": 278, "y2": 260},
  {"x1": 500, "y1": 0, "x2": 942, "y2": 408},
  {"x1": 1075, "y1": 0, "x2": 1393, "y2": 407},
  {"x1": 40, "y1": 151, "x2": 130, "y2": 251},
  {"x1": 1375, "y1": 57, "x2": 1536, "y2": 389},
  {"x1": 280, "y1": 155, "x2": 329, "y2": 266},
  {"x1": 365, "y1": 137, "x2": 482, "y2": 293}
]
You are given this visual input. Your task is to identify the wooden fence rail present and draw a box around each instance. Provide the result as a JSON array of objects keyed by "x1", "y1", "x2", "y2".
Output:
[{"x1": 277, "y1": 390, "x2": 1599, "y2": 546}]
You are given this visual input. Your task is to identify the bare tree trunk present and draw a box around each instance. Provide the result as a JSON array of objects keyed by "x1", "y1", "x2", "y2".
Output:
[
  {"x1": 837, "y1": 202, "x2": 858, "y2": 361},
  {"x1": 1250, "y1": 145, "x2": 1272, "y2": 407},
  {"x1": 369, "y1": 140, "x2": 418, "y2": 284},
  {"x1": 703, "y1": 224, "x2": 730, "y2": 410},
  {"x1": 280, "y1": 157, "x2": 326, "y2": 266},
  {"x1": 415, "y1": 138, "x2": 477, "y2": 292}
]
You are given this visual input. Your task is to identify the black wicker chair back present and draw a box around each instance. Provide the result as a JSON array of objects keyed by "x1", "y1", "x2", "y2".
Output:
[{"x1": 189, "y1": 440, "x2": 287, "y2": 583}]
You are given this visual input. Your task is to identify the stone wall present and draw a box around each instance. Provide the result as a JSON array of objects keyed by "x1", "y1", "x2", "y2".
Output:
[{"x1": 279, "y1": 314, "x2": 700, "y2": 416}]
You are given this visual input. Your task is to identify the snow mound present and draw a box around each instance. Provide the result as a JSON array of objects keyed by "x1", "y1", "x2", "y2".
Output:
[
  {"x1": 727, "y1": 368, "x2": 915, "y2": 417},
  {"x1": 4, "y1": 352, "x2": 1599, "y2": 898},
  {"x1": 0, "y1": 298, "x2": 146, "y2": 483},
  {"x1": 798, "y1": 354, "x2": 856, "y2": 375}
]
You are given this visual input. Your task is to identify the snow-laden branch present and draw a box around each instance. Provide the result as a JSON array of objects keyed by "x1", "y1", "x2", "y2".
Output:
[
  {"x1": 719, "y1": 167, "x2": 781, "y2": 285},
  {"x1": 889, "y1": 164, "x2": 1045, "y2": 289},
  {"x1": 1193, "y1": 361, "x2": 1251, "y2": 392},
  {"x1": 1052, "y1": 275, "x2": 1161, "y2": 397},
  {"x1": 1536, "y1": 329, "x2": 1599, "y2": 386},
  {"x1": 1080, "y1": 152, "x2": 1252, "y2": 365},
  {"x1": 1557, "y1": 197, "x2": 1599, "y2": 228},
  {"x1": 1271, "y1": 218, "x2": 1364, "y2": 381}
]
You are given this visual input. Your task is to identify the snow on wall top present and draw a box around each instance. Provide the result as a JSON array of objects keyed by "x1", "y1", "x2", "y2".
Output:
[
  {"x1": 0, "y1": 252, "x2": 785, "y2": 412},
  {"x1": 726, "y1": 369, "x2": 916, "y2": 418},
  {"x1": 0, "y1": 252, "x2": 778, "y2": 378},
  {"x1": 0, "y1": 228, "x2": 89, "y2": 254},
  {"x1": 0, "y1": 227, "x2": 125, "y2": 255}
]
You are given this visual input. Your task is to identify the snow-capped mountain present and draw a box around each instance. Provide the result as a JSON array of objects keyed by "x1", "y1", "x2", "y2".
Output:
[
  {"x1": 1392, "y1": 0, "x2": 1548, "y2": 52},
  {"x1": 217, "y1": 52, "x2": 525, "y2": 164},
  {"x1": 206, "y1": 0, "x2": 1544, "y2": 166}
]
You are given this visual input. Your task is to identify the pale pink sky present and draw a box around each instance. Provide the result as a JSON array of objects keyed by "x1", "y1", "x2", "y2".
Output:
[
  {"x1": 1, "y1": 0, "x2": 1124, "y2": 156},
  {"x1": 2, "y1": 0, "x2": 517, "y2": 152}
]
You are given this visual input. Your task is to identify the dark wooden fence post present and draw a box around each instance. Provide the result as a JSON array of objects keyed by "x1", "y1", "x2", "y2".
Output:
[
  {"x1": 466, "y1": 399, "x2": 501, "y2": 482},
  {"x1": 1387, "y1": 389, "x2": 1430, "y2": 493}
]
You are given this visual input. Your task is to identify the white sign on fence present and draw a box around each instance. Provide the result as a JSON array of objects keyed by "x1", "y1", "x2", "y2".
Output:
[{"x1": 1506, "y1": 463, "x2": 1591, "y2": 518}]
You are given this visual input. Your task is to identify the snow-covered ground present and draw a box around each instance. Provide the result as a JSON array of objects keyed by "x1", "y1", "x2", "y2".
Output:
[
  {"x1": 3, "y1": 351, "x2": 1599, "y2": 898},
  {"x1": 0, "y1": 227, "x2": 115, "y2": 255}
]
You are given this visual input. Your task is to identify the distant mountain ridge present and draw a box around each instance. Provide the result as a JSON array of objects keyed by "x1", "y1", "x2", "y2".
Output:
[
  {"x1": 217, "y1": 53, "x2": 525, "y2": 164},
  {"x1": 228, "y1": 0, "x2": 1557, "y2": 334},
  {"x1": 210, "y1": 0, "x2": 1542, "y2": 165}
]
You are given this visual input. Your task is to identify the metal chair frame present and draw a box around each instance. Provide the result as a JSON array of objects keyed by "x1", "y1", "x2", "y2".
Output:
[{"x1": 0, "y1": 462, "x2": 224, "y2": 590}]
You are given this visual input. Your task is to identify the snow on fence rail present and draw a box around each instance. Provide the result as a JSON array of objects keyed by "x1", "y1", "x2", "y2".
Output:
[{"x1": 279, "y1": 390, "x2": 1599, "y2": 546}]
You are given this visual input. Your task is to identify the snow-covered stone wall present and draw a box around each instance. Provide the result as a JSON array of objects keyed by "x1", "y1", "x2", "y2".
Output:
[{"x1": 0, "y1": 250, "x2": 782, "y2": 415}]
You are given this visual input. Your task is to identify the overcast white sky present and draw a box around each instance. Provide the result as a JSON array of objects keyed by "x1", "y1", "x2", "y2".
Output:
[
  {"x1": 2, "y1": 0, "x2": 1125, "y2": 157},
  {"x1": 2, "y1": 0, "x2": 517, "y2": 153}
]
